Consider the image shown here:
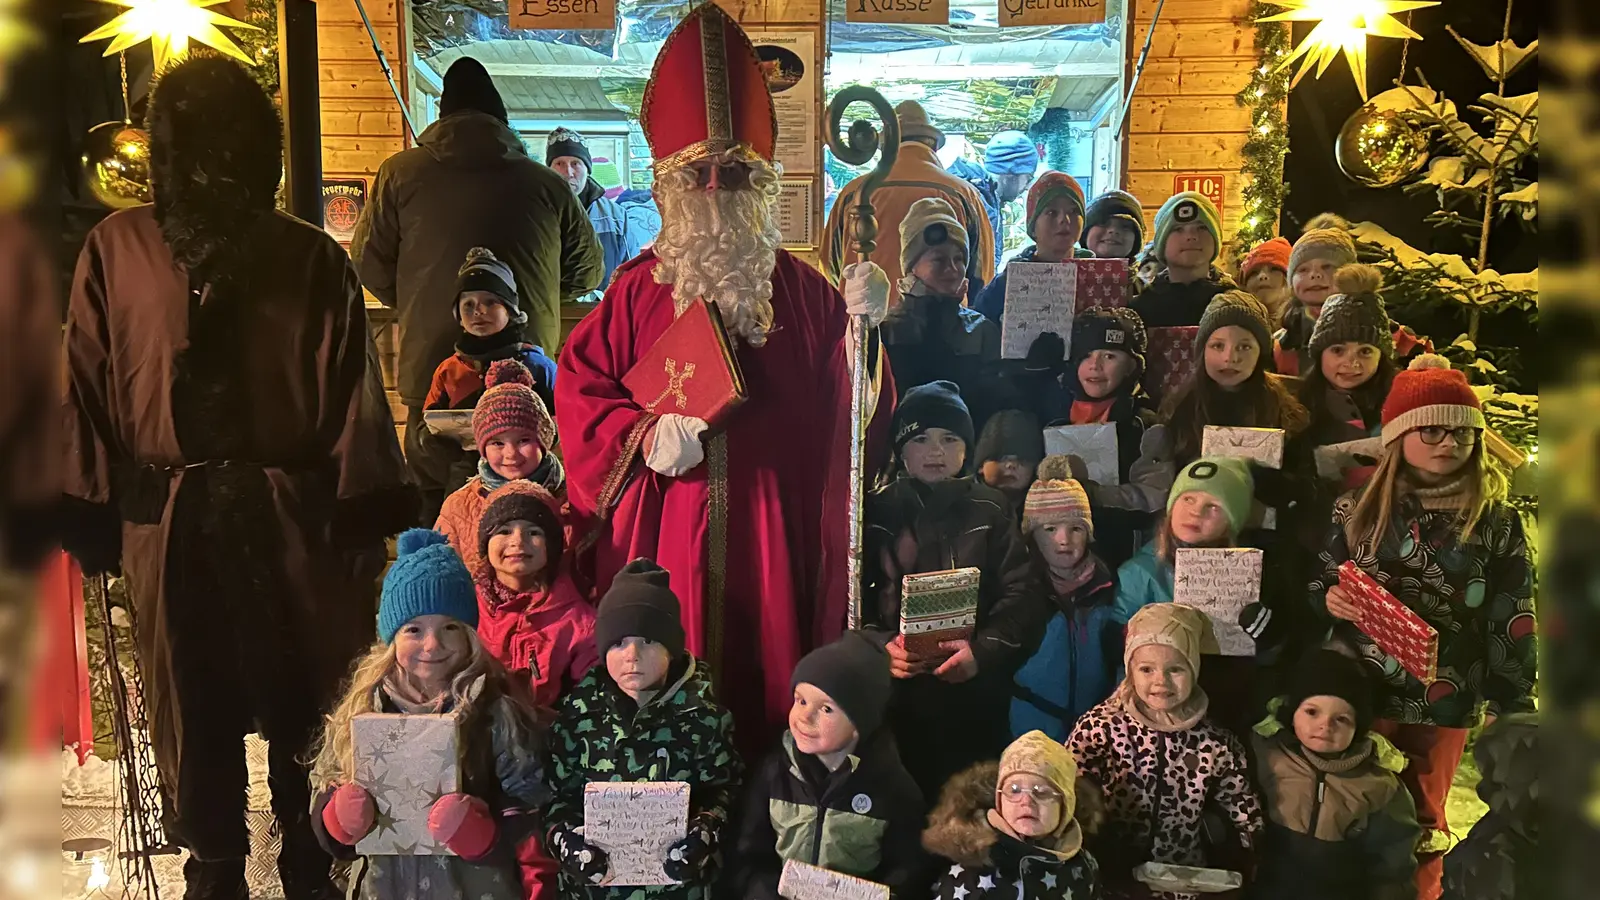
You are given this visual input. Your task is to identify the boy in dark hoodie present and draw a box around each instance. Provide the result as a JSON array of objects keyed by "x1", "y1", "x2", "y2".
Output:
[
  {"x1": 725, "y1": 632, "x2": 929, "y2": 899},
  {"x1": 1010, "y1": 461, "x2": 1120, "y2": 741},
  {"x1": 864, "y1": 381, "x2": 1046, "y2": 798}
]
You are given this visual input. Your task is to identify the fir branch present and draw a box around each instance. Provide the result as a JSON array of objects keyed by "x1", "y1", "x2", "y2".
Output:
[{"x1": 1233, "y1": 1, "x2": 1291, "y2": 247}]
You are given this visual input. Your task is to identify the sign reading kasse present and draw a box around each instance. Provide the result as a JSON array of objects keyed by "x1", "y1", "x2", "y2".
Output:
[
  {"x1": 999, "y1": 0, "x2": 1105, "y2": 28},
  {"x1": 509, "y1": 0, "x2": 616, "y2": 31},
  {"x1": 846, "y1": 0, "x2": 949, "y2": 26}
]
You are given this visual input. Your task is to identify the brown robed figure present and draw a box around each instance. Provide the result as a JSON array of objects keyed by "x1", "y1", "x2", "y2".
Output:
[{"x1": 60, "y1": 59, "x2": 414, "y2": 899}]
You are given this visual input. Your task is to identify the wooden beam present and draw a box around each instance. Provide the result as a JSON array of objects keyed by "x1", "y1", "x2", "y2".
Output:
[{"x1": 478, "y1": 61, "x2": 645, "y2": 79}]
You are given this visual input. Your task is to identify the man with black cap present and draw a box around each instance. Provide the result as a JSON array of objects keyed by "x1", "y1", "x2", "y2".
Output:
[
  {"x1": 352, "y1": 57, "x2": 603, "y2": 521},
  {"x1": 547, "y1": 127, "x2": 645, "y2": 295}
]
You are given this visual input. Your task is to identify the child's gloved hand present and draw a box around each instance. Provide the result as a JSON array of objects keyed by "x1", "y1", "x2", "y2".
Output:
[
  {"x1": 322, "y1": 784, "x2": 376, "y2": 845},
  {"x1": 1024, "y1": 331, "x2": 1067, "y2": 375},
  {"x1": 548, "y1": 825, "x2": 609, "y2": 884},
  {"x1": 427, "y1": 793, "x2": 498, "y2": 860},
  {"x1": 661, "y1": 815, "x2": 719, "y2": 882}
]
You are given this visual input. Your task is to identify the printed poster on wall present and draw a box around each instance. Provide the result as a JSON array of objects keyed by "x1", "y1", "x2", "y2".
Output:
[
  {"x1": 998, "y1": 0, "x2": 1106, "y2": 28},
  {"x1": 507, "y1": 0, "x2": 617, "y2": 31},
  {"x1": 321, "y1": 178, "x2": 367, "y2": 246},
  {"x1": 775, "y1": 179, "x2": 816, "y2": 249},
  {"x1": 748, "y1": 30, "x2": 817, "y2": 177}
]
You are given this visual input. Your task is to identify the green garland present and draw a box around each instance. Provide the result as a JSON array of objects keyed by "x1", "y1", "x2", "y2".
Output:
[{"x1": 1233, "y1": 1, "x2": 1291, "y2": 246}]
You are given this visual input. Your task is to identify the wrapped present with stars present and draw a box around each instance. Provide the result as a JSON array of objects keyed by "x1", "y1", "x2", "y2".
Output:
[{"x1": 353, "y1": 711, "x2": 462, "y2": 856}]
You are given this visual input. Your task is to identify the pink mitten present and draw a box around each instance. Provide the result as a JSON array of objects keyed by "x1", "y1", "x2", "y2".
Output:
[
  {"x1": 322, "y1": 784, "x2": 376, "y2": 845},
  {"x1": 428, "y1": 793, "x2": 498, "y2": 860}
]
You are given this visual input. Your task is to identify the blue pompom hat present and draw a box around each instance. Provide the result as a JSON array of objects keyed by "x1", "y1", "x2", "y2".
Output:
[{"x1": 378, "y1": 529, "x2": 479, "y2": 643}]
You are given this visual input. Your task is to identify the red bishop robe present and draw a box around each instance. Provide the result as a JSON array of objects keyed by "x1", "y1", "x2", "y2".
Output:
[{"x1": 557, "y1": 248, "x2": 893, "y2": 754}]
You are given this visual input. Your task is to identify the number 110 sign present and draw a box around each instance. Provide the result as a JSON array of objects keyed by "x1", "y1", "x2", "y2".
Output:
[{"x1": 1173, "y1": 173, "x2": 1226, "y2": 217}]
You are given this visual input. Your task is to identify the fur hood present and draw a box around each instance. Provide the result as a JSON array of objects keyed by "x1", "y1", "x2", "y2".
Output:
[{"x1": 922, "y1": 761, "x2": 1105, "y2": 868}]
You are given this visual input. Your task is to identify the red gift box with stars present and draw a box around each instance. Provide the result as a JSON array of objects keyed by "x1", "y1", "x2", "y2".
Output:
[
  {"x1": 1338, "y1": 560, "x2": 1439, "y2": 684},
  {"x1": 1143, "y1": 326, "x2": 1200, "y2": 408},
  {"x1": 1072, "y1": 258, "x2": 1133, "y2": 312}
]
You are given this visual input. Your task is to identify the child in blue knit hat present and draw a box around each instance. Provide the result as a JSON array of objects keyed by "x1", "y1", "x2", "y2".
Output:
[{"x1": 309, "y1": 529, "x2": 555, "y2": 900}]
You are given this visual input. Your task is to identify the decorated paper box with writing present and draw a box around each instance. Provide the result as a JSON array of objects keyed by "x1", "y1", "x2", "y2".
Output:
[
  {"x1": 1001, "y1": 262, "x2": 1077, "y2": 359},
  {"x1": 353, "y1": 712, "x2": 461, "y2": 856},
  {"x1": 900, "y1": 568, "x2": 980, "y2": 658},
  {"x1": 779, "y1": 859, "x2": 890, "y2": 900},
  {"x1": 583, "y1": 781, "x2": 690, "y2": 886},
  {"x1": 1338, "y1": 561, "x2": 1439, "y2": 684},
  {"x1": 1143, "y1": 326, "x2": 1199, "y2": 407},
  {"x1": 1072, "y1": 258, "x2": 1132, "y2": 311},
  {"x1": 1173, "y1": 548, "x2": 1263, "y2": 657},
  {"x1": 1043, "y1": 423, "x2": 1120, "y2": 485},
  {"x1": 1202, "y1": 426, "x2": 1285, "y2": 469}
]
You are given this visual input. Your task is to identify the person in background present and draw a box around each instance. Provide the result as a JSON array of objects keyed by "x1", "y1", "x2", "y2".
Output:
[
  {"x1": 924, "y1": 731, "x2": 1105, "y2": 900},
  {"x1": 425, "y1": 247, "x2": 557, "y2": 416},
  {"x1": 1130, "y1": 192, "x2": 1237, "y2": 328},
  {"x1": 975, "y1": 409, "x2": 1046, "y2": 520},
  {"x1": 352, "y1": 57, "x2": 601, "y2": 522},
  {"x1": 1081, "y1": 190, "x2": 1145, "y2": 262},
  {"x1": 949, "y1": 130, "x2": 1041, "y2": 273},
  {"x1": 617, "y1": 186, "x2": 662, "y2": 250},
  {"x1": 547, "y1": 127, "x2": 644, "y2": 295},
  {"x1": 824, "y1": 100, "x2": 995, "y2": 305},
  {"x1": 881, "y1": 198, "x2": 1003, "y2": 425},
  {"x1": 1272, "y1": 220, "x2": 1360, "y2": 376},
  {"x1": 1134, "y1": 242, "x2": 1161, "y2": 288},
  {"x1": 1009, "y1": 463, "x2": 1120, "y2": 741},
  {"x1": 724, "y1": 632, "x2": 929, "y2": 900},
  {"x1": 1311, "y1": 355, "x2": 1536, "y2": 900},
  {"x1": 1241, "y1": 236, "x2": 1293, "y2": 326},
  {"x1": 1250, "y1": 649, "x2": 1420, "y2": 900},
  {"x1": 973, "y1": 171, "x2": 1087, "y2": 324}
]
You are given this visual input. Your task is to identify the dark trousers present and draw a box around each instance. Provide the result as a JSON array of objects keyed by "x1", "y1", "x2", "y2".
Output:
[
  {"x1": 403, "y1": 404, "x2": 468, "y2": 524},
  {"x1": 159, "y1": 479, "x2": 336, "y2": 900}
]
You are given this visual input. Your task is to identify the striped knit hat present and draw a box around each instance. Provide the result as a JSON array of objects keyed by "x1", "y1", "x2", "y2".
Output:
[
  {"x1": 473, "y1": 359, "x2": 557, "y2": 450},
  {"x1": 1022, "y1": 455, "x2": 1093, "y2": 538},
  {"x1": 1025, "y1": 171, "x2": 1086, "y2": 239},
  {"x1": 1379, "y1": 354, "x2": 1485, "y2": 446}
]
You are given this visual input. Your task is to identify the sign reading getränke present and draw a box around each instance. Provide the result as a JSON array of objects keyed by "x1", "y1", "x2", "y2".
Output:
[{"x1": 998, "y1": 0, "x2": 1106, "y2": 28}]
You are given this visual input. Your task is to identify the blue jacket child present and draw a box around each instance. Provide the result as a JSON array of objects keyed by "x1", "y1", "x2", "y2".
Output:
[{"x1": 1010, "y1": 457, "x2": 1121, "y2": 742}]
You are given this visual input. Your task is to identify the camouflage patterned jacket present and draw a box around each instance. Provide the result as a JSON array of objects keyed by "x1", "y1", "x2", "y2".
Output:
[{"x1": 543, "y1": 655, "x2": 743, "y2": 899}]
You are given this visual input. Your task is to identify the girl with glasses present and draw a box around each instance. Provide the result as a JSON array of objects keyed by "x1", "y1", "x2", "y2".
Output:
[{"x1": 1309, "y1": 354, "x2": 1536, "y2": 900}]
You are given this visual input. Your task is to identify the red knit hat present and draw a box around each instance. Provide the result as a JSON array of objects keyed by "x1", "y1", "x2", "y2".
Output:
[
  {"x1": 1026, "y1": 171, "x2": 1086, "y2": 239},
  {"x1": 1380, "y1": 354, "x2": 1486, "y2": 446},
  {"x1": 1241, "y1": 237, "x2": 1291, "y2": 281},
  {"x1": 473, "y1": 359, "x2": 556, "y2": 450}
]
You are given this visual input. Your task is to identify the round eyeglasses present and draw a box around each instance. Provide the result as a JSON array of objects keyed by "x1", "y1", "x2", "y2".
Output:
[{"x1": 1415, "y1": 426, "x2": 1480, "y2": 446}]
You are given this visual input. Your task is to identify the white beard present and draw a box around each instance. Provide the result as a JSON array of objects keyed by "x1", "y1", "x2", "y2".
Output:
[{"x1": 652, "y1": 156, "x2": 784, "y2": 347}]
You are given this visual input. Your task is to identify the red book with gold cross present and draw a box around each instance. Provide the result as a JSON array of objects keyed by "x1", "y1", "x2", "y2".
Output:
[{"x1": 622, "y1": 299, "x2": 748, "y2": 428}]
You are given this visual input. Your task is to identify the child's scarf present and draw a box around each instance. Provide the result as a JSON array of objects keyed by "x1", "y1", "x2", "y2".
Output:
[
  {"x1": 1403, "y1": 470, "x2": 1475, "y2": 512},
  {"x1": 478, "y1": 453, "x2": 565, "y2": 496},
  {"x1": 1111, "y1": 680, "x2": 1210, "y2": 733}
]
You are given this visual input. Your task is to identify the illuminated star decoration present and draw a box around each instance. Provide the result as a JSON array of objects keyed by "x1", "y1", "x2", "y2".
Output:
[
  {"x1": 1258, "y1": 0, "x2": 1440, "y2": 101},
  {"x1": 80, "y1": 0, "x2": 259, "y2": 71}
]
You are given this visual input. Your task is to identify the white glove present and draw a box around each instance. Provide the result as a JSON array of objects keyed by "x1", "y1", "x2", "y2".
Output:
[
  {"x1": 842, "y1": 261, "x2": 891, "y2": 327},
  {"x1": 644, "y1": 414, "x2": 710, "y2": 477}
]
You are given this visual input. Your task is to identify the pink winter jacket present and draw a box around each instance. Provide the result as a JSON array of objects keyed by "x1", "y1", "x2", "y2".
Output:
[{"x1": 475, "y1": 570, "x2": 598, "y2": 712}]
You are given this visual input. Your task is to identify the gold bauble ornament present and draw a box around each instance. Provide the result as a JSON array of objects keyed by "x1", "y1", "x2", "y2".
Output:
[
  {"x1": 1335, "y1": 105, "x2": 1429, "y2": 188},
  {"x1": 82, "y1": 121, "x2": 152, "y2": 209}
]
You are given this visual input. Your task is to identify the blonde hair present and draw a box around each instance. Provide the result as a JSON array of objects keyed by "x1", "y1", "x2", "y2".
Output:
[
  {"x1": 309, "y1": 627, "x2": 516, "y2": 791},
  {"x1": 1153, "y1": 510, "x2": 1236, "y2": 566},
  {"x1": 1343, "y1": 440, "x2": 1509, "y2": 557}
]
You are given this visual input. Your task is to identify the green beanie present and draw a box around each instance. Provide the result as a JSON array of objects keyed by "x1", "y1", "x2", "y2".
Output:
[
  {"x1": 1167, "y1": 456, "x2": 1255, "y2": 535},
  {"x1": 1152, "y1": 191, "x2": 1222, "y2": 265}
]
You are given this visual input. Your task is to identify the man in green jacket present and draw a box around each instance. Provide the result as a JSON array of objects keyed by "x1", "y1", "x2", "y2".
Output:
[{"x1": 351, "y1": 57, "x2": 602, "y2": 518}]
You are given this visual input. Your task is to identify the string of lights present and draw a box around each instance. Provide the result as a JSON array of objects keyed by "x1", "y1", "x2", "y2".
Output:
[{"x1": 1234, "y1": 1, "x2": 1292, "y2": 247}]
